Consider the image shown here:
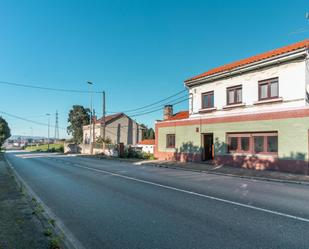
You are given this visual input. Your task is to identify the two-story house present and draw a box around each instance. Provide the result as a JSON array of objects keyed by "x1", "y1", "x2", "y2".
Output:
[{"x1": 155, "y1": 39, "x2": 309, "y2": 174}]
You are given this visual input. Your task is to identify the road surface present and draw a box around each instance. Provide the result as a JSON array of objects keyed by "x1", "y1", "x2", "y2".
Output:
[{"x1": 5, "y1": 151, "x2": 309, "y2": 249}]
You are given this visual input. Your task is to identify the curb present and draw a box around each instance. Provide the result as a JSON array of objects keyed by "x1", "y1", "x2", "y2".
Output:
[
  {"x1": 3, "y1": 154, "x2": 84, "y2": 249},
  {"x1": 136, "y1": 162, "x2": 309, "y2": 186},
  {"x1": 80, "y1": 155, "x2": 143, "y2": 163}
]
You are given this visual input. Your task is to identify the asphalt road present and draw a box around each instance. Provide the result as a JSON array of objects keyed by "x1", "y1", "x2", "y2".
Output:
[{"x1": 5, "y1": 151, "x2": 309, "y2": 249}]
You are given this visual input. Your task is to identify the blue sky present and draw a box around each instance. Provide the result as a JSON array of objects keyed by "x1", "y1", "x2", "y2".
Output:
[{"x1": 0, "y1": 0, "x2": 308, "y2": 138}]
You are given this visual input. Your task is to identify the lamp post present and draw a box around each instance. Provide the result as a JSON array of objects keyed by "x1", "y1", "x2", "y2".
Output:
[
  {"x1": 46, "y1": 113, "x2": 51, "y2": 151},
  {"x1": 87, "y1": 81, "x2": 93, "y2": 155},
  {"x1": 102, "y1": 91, "x2": 106, "y2": 150}
]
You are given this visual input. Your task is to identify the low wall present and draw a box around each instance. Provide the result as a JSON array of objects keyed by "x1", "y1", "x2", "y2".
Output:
[
  {"x1": 215, "y1": 155, "x2": 308, "y2": 175},
  {"x1": 81, "y1": 144, "x2": 118, "y2": 156},
  {"x1": 64, "y1": 143, "x2": 81, "y2": 154},
  {"x1": 154, "y1": 151, "x2": 308, "y2": 175}
]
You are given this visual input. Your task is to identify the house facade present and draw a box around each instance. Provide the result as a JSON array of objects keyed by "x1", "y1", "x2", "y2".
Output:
[
  {"x1": 155, "y1": 40, "x2": 309, "y2": 174},
  {"x1": 136, "y1": 139, "x2": 155, "y2": 154},
  {"x1": 83, "y1": 113, "x2": 143, "y2": 154}
]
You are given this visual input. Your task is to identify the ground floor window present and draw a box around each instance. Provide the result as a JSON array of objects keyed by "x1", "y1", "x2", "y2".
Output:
[
  {"x1": 166, "y1": 134, "x2": 175, "y2": 148},
  {"x1": 227, "y1": 132, "x2": 278, "y2": 154}
]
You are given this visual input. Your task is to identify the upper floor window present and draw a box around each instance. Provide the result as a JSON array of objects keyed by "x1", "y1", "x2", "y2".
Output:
[
  {"x1": 201, "y1": 91, "x2": 214, "y2": 109},
  {"x1": 227, "y1": 85, "x2": 242, "y2": 105},
  {"x1": 166, "y1": 134, "x2": 175, "y2": 148},
  {"x1": 189, "y1": 93, "x2": 193, "y2": 113},
  {"x1": 258, "y1": 78, "x2": 279, "y2": 100}
]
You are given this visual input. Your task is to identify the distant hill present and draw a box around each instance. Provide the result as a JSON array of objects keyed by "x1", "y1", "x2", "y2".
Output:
[{"x1": 9, "y1": 135, "x2": 47, "y2": 140}]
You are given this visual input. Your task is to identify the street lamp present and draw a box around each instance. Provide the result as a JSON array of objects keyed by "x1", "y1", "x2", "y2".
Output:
[
  {"x1": 46, "y1": 113, "x2": 51, "y2": 151},
  {"x1": 87, "y1": 81, "x2": 93, "y2": 154}
]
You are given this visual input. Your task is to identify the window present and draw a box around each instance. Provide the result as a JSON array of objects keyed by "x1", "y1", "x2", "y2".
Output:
[
  {"x1": 229, "y1": 137, "x2": 238, "y2": 151},
  {"x1": 254, "y1": 136, "x2": 264, "y2": 153},
  {"x1": 241, "y1": 137, "x2": 250, "y2": 151},
  {"x1": 267, "y1": 136, "x2": 278, "y2": 152},
  {"x1": 227, "y1": 85, "x2": 242, "y2": 105},
  {"x1": 166, "y1": 134, "x2": 175, "y2": 148},
  {"x1": 227, "y1": 132, "x2": 278, "y2": 154},
  {"x1": 201, "y1": 91, "x2": 214, "y2": 109},
  {"x1": 258, "y1": 78, "x2": 279, "y2": 100},
  {"x1": 189, "y1": 93, "x2": 193, "y2": 113}
]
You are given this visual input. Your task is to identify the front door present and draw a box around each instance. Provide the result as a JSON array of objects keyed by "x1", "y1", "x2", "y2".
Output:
[{"x1": 203, "y1": 134, "x2": 214, "y2": 161}]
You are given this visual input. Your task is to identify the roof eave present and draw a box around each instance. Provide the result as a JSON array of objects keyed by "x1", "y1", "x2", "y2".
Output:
[{"x1": 185, "y1": 48, "x2": 308, "y2": 87}]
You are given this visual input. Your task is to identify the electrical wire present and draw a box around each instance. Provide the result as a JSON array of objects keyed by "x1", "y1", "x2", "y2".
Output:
[
  {"x1": 0, "y1": 110, "x2": 66, "y2": 130},
  {"x1": 130, "y1": 97, "x2": 190, "y2": 117},
  {"x1": 0, "y1": 80, "x2": 102, "y2": 94},
  {"x1": 0, "y1": 80, "x2": 189, "y2": 117},
  {"x1": 108, "y1": 89, "x2": 187, "y2": 113},
  {"x1": 124, "y1": 94, "x2": 188, "y2": 116}
]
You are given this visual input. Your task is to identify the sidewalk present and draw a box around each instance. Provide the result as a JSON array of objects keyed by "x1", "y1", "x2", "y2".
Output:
[
  {"x1": 137, "y1": 160, "x2": 309, "y2": 185},
  {"x1": 0, "y1": 153, "x2": 50, "y2": 249}
]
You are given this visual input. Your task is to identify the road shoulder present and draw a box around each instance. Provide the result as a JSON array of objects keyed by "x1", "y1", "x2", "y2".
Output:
[{"x1": 0, "y1": 153, "x2": 52, "y2": 249}]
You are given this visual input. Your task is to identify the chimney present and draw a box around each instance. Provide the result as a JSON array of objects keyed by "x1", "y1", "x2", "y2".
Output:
[{"x1": 164, "y1": 105, "x2": 173, "y2": 120}]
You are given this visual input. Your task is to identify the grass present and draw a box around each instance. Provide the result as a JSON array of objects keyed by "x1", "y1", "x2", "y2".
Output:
[
  {"x1": 25, "y1": 143, "x2": 64, "y2": 153},
  {"x1": 44, "y1": 228, "x2": 53, "y2": 237},
  {"x1": 48, "y1": 219, "x2": 56, "y2": 227},
  {"x1": 49, "y1": 236, "x2": 61, "y2": 249}
]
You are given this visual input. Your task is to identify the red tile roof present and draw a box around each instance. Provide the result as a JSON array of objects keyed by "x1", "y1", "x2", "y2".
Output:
[
  {"x1": 166, "y1": 111, "x2": 189, "y2": 121},
  {"x1": 95, "y1": 113, "x2": 124, "y2": 124},
  {"x1": 138, "y1": 139, "x2": 155, "y2": 145},
  {"x1": 185, "y1": 39, "x2": 309, "y2": 83}
]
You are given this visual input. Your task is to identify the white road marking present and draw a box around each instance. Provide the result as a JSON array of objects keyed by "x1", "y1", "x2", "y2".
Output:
[
  {"x1": 62, "y1": 162, "x2": 309, "y2": 224},
  {"x1": 8, "y1": 153, "x2": 309, "y2": 224}
]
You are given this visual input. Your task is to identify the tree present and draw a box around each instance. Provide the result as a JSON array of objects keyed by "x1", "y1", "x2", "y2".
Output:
[
  {"x1": 67, "y1": 105, "x2": 90, "y2": 144},
  {"x1": 96, "y1": 136, "x2": 112, "y2": 145},
  {"x1": 140, "y1": 124, "x2": 155, "y2": 139},
  {"x1": 0, "y1": 117, "x2": 11, "y2": 149},
  {"x1": 147, "y1": 128, "x2": 155, "y2": 139}
]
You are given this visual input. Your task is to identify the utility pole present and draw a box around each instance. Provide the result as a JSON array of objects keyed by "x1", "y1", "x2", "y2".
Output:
[
  {"x1": 87, "y1": 81, "x2": 94, "y2": 155},
  {"x1": 92, "y1": 109, "x2": 96, "y2": 147},
  {"x1": 102, "y1": 91, "x2": 106, "y2": 150},
  {"x1": 29, "y1": 127, "x2": 33, "y2": 150},
  {"x1": 46, "y1": 113, "x2": 51, "y2": 151}
]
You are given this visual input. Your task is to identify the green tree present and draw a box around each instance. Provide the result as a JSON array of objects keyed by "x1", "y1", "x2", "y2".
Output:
[
  {"x1": 67, "y1": 105, "x2": 90, "y2": 143},
  {"x1": 0, "y1": 117, "x2": 11, "y2": 149},
  {"x1": 147, "y1": 128, "x2": 155, "y2": 139},
  {"x1": 141, "y1": 124, "x2": 155, "y2": 139},
  {"x1": 96, "y1": 136, "x2": 112, "y2": 145}
]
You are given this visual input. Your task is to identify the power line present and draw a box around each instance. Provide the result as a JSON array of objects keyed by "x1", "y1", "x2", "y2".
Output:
[
  {"x1": 0, "y1": 110, "x2": 66, "y2": 130},
  {"x1": 0, "y1": 79, "x2": 188, "y2": 115},
  {"x1": 108, "y1": 89, "x2": 187, "y2": 113},
  {"x1": 0, "y1": 80, "x2": 102, "y2": 93},
  {"x1": 130, "y1": 97, "x2": 190, "y2": 118},
  {"x1": 125, "y1": 94, "x2": 188, "y2": 116}
]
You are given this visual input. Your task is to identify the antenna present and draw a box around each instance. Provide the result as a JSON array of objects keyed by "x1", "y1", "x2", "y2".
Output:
[{"x1": 54, "y1": 110, "x2": 59, "y2": 140}]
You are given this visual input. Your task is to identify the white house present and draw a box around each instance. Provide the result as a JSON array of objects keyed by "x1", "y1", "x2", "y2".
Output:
[
  {"x1": 155, "y1": 39, "x2": 309, "y2": 174},
  {"x1": 137, "y1": 139, "x2": 155, "y2": 154}
]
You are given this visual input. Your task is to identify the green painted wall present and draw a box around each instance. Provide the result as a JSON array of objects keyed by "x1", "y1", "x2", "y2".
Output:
[{"x1": 157, "y1": 117, "x2": 309, "y2": 160}]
